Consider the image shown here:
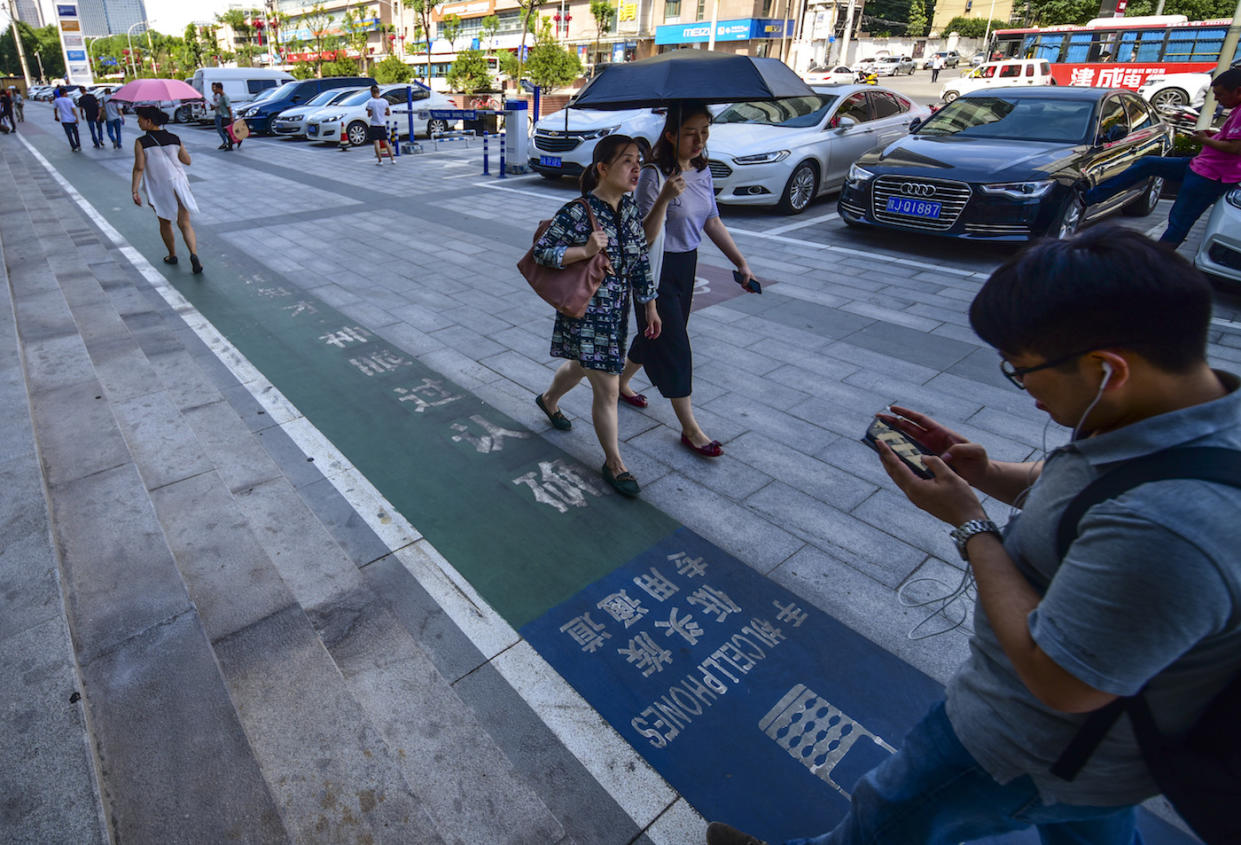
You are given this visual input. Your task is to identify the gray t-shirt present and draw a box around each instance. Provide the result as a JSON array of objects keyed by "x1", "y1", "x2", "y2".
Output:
[
  {"x1": 103, "y1": 95, "x2": 121, "y2": 121},
  {"x1": 946, "y1": 371, "x2": 1241, "y2": 806},
  {"x1": 637, "y1": 163, "x2": 719, "y2": 253}
]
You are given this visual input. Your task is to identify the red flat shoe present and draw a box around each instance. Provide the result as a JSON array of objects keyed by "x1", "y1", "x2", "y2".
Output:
[
  {"x1": 681, "y1": 433, "x2": 723, "y2": 458},
  {"x1": 619, "y1": 392, "x2": 648, "y2": 408}
]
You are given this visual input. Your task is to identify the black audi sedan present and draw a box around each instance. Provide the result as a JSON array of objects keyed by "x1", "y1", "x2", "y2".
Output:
[{"x1": 837, "y1": 87, "x2": 1173, "y2": 241}]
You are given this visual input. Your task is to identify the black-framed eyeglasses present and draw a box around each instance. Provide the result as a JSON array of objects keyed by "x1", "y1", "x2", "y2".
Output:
[{"x1": 1000, "y1": 349, "x2": 1096, "y2": 389}]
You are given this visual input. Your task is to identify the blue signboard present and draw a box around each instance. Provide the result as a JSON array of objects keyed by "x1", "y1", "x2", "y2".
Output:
[
  {"x1": 66, "y1": 50, "x2": 86, "y2": 61},
  {"x1": 654, "y1": 18, "x2": 791, "y2": 45},
  {"x1": 56, "y1": 3, "x2": 76, "y2": 15}
]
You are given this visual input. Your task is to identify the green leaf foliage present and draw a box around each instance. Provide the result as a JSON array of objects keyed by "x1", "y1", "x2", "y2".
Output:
[
  {"x1": 907, "y1": 0, "x2": 928, "y2": 37},
  {"x1": 446, "y1": 48, "x2": 492, "y2": 93},
  {"x1": 374, "y1": 54, "x2": 415, "y2": 83},
  {"x1": 941, "y1": 15, "x2": 991, "y2": 36}
]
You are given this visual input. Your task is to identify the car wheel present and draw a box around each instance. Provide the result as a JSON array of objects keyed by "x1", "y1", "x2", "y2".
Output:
[
  {"x1": 1123, "y1": 175, "x2": 1164, "y2": 217},
  {"x1": 1052, "y1": 195, "x2": 1084, "y2": 239},
  {"x1": 778, "y1": 161, "x2": 819, "y2": 215},
  {"x1": 346, "y1": 121, "x2": 370, "y2": 146},
  {"x1": 943, "y1": 91, "x2": 959, "y2": 103},
  {"x1": 1150, "y1": 87, "x2": 1189, "y2": 108},
  {"x1": 427, "y1": 118, "x2": 448, "y2": 136},
  {"x1": 174, "y1": 105, "x2": 192, "y2": 123}
]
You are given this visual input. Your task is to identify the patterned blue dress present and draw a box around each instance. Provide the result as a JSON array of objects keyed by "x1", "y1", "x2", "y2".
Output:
[{"x1": 533, "y1": 193, "x2": 657, "y2": 374}]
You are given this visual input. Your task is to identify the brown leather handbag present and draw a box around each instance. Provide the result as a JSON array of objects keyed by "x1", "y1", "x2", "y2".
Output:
[{"x1": 517, "y1": 198, "x2": 613, "y2": 319}]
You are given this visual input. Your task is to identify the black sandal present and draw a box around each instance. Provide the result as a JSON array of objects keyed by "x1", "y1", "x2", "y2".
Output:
[
  {"x1": 162, "y1": 255, "x2": 178, "y2": 265},
  {"x1": 535, "y1": 393, "x2": 571, "y2": 431},
  {"x1": 190, "y1": 254, "x2": 203, "y2": 274}
]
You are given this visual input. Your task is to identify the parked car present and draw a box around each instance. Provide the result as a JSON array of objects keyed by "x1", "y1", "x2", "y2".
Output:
[
  {"x1": 838, "y1": 87, "x2": 1172, "y2": 241},
  {"x1": 1138, "y1": 71, "x2": 1214, "y2": 109},
  {"x1": 709, "y1": 85, "x2": 930, "y2": 214},
  {"x1": 873, "y1": 56, "x2": 916, "y2": 76},
  {"x1": 942, "y1": 58, "x2": 1055, "y2": 102},
  {"x1": 802, "y1": 64, "x2": 857, "y2": 85},
  {"x1": 530, "y1": 107, "x2": 666, "y2": 179},
  {"x1": 190, "y1": 67, "x2": 294, "y2": 123},
  {"x1": 304, "y1": 83, "x2": 457, "y2": 145},
  {"x1": 922, "y1": 51, "x2": 961, "y2": 69},
  {"x1": 271, "y1": 87, "x2": 366, "y2": 139},
  {"x1": 240, "y1": 76, "x2": 376, "y2": 134},
  {"x1": 1195, "y1": 188, "x2": 1241, "y2": 288}
]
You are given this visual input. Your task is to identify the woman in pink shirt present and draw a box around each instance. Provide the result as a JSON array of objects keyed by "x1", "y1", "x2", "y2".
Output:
[{"x1": 1085, "y1": 68, "x2": 1241, "y2": 246}]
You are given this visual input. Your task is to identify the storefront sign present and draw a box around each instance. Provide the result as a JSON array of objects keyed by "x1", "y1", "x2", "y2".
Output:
[
  {"x1": 655, "y1": 18, "x2": 791, "y2": 45},
  {"x1": 434, "y1": 0, "x2": 494, "y2": 21}
]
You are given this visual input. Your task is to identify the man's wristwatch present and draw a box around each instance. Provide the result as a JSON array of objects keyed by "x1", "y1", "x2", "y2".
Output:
[{"x1": 949, "y1": 519, "x2": 1001, "y2": 560}]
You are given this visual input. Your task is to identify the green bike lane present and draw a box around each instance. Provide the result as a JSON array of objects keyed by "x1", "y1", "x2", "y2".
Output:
[{"x1": 21, "y1": 124, "x2": 1195, "y2": 845}]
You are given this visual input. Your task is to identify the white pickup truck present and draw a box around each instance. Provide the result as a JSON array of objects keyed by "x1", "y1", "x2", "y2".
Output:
[{"x1": 942, "y1": 59, "x2": 1055, "y2": 102}]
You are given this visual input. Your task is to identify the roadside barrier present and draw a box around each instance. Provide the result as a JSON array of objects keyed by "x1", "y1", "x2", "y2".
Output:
[
  {"x1": 431, "y1": 130, "x2": 473, "y2": 151},
  {"x1": 482, "y1": 133, "x2": 490, "y2": 175},
  {"x1": 498, "y1": 131, "x2": 506, "y2": 180},
  {"x1": 389, "y1": 123, "x2": 401, "y2": 158}
]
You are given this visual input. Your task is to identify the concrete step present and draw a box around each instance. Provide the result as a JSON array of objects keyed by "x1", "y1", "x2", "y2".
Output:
[{"x1": 2, "y1": 141, "x2": 568, "y2": 844}]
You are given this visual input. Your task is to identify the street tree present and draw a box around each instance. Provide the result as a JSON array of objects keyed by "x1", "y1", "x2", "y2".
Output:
[
  {"x1": 906, "y1": 0, "x2": 928, "y2": 37},
  {"x1": 514, "y1": 0, "x2": 547, "y2": 89},
  {"x1": 590, "y1": 0, "x2": 615, "y2": 67},
  {"x1": 525, "y1": 17, "x2": 582, "y2": 91},
  {"x1": 403, "y1": 0, "x2": 446, "y2": 85},
  {"x1": 447, "y1": 47, "x2": 492, "y2": 93},
  {"x1": 296, "y1": 3, "x2": 337, "y2": 78},
  {"x1": 342, "y1": 7, "x2": 375, "y2": 74},
  {"x1": 479, "y1": 14, "x2": 500, "y2": 53},
  {"x1": 441, "y1": 13, "x2": 463, "y2": 51},
  {"x1": 373, "y1": 53, "x2": 414, "y2": 82}
]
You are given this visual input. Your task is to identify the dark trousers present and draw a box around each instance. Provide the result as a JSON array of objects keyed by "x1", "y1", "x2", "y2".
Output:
[
  {"x1": 1085, "y1": 155, "x2": 1234, "y2": 246},
  {"x1": 931, "y1": 68, "x2": 940, "y2": 82},
  {"x1": 86, "y1": 119, "x2": 104, "y2": 146},
  {"x1": 105, "y1": 118, "x2": 122, "y2": 147},
  {"x1": 628, "y1": 249, "x2": 696, "y2": 399},
  {"x1": 61, "y1": 121, "x2": 80, "y2": 149},
  {"x1": 1, "y1": 109, "x2": 14, "y2": 130}
]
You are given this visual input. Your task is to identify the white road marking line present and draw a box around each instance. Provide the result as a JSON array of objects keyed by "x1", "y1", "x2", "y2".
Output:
[
  {"x1": 473, "y1": 180, "x2": 569, "y2": 201},
  {"x1": 763, "y1": 211, "x2": 840, "y2": 236},
  {"x1": 18, "y1": 133, "x2": 695, "y2": 842},
  {"x1": 1212, "y1": 317, "x2": 1241, "y2": 330},
  {"x1": 1144, "y1": 221, "x2": 1165, "y2": 238},
  {"x1": 728, "y1": 224, "x2": 982, "y2": 279}
]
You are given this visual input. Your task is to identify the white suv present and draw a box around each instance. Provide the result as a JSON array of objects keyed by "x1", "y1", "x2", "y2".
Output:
[
  {"x1": 942, "y1": 59, "x2": 1054, "y2": 102},
  {"x1": 530, "y1": 108, "x2": 666, "y2": 179}
]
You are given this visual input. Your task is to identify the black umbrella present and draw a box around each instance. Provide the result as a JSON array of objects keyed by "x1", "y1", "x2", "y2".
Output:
[{"x1": 569, "y1": 49, "x2": 814, "y2": 110}]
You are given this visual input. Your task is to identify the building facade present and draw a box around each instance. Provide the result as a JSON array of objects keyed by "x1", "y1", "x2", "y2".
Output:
[
  {"x1": 14, "y1": 0, "x2": 43, "y2": 28},
  {"x1": 77, "y1": 0, "x2": 149, "y2": 36},
  {"x1": 929, "y1": 0, "x2": 1015, "y2": 36}
]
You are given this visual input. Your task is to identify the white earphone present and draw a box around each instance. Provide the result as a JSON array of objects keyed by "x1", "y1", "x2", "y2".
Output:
[{"x1": 1100, "y1": 361, "x2": 1114, "y2": 388}]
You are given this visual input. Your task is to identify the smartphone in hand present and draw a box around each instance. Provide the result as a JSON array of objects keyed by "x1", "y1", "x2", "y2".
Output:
[
  {"x1": 862, "y1": 417, "x2": 937, "y2": 480},
  {"x1": 733, "y1": 269, "x2": 762, "y2": 294}
]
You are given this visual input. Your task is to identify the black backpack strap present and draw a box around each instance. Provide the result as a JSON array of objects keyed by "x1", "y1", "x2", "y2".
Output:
[
  {"x1": 1055, "y1": 447, "x2": 1241, "y2": 560},
  {"x1": 1050, "y1": 446, "x2": 1241, "y2": 782}
]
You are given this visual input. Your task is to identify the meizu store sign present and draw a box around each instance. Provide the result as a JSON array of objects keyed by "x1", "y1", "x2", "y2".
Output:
[{"x1": 654, "y1": 18, "x2": 791, "y2": 45}]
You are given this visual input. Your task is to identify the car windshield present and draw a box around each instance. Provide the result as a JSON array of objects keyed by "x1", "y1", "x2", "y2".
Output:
[
  {"x1": 305, "y1": 89, "x2": 344, "y2": 107},
  {"x1": 714, "y1": 94, "x2": 839, "y2": 128},
  {"x1": 916, "y1": 96, "x2": 1093, "y2": 143},
  {"x1": 342, "y1": 89, "x2": 378, "y2": 106},
  {"x1": 263, "y1": 81, "x2": 301, "y2": 101},
  {"x1": 249, "y1": 86, "x2": 284, "y2": 105}
]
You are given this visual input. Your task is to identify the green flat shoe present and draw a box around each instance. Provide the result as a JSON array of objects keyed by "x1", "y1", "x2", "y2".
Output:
[
  {"x1": 535, "y1": 393, "x2": 572, "y2": 430},
  {"x1": 602, "y1": 463, "x2": 640, "y2": 498}
]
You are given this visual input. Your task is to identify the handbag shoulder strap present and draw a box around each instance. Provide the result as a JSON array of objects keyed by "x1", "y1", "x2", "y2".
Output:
[{"x1": 577, "y1": 196, "x2": 602, "y2": 232}]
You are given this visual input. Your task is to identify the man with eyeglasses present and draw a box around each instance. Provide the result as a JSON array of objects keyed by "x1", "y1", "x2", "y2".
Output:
[{"x1": 706, "y1": 227, "x2": 1241, "y2": 845}]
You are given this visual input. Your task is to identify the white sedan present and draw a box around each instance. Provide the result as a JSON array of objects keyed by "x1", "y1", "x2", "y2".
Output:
[
  {"x1": 802, "y1": 65, "x2": 857, "y2": 85},
  {"x1": 1138, "y1": 71, "x2": 1212, "y2": 109},
  {"x1": 272, "y1": 87, "x2": 367, "y2": 139},
  {"x1": 530, "y1": 107, "x2": 667, "y2": 179},
  {"x1": 708, "y1": 84, "x2": 931, "y2": 214},
  {"x1": 1195, "y1": 187, "x2": 1241, "y2": 289},
  {"x1": 306, "y1": 83, "x2": 459, "y2": 146}
]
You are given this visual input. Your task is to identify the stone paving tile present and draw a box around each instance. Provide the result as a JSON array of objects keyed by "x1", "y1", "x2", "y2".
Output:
[
  {"x1": 700, "y1": 390, "x2": 841, "y2": 455},
  {"x1": 725, "y1": 431, "x2": 875, "y2": 512},
  {"x1": 111, "y1": 391, "x2": 214, "y2": 492},
  {"x1": 833, "y1": 321, "x2": 976, "y2": 372},
  {"x1": 28, "y1": 379, "x2": 131, "y2": 487}
]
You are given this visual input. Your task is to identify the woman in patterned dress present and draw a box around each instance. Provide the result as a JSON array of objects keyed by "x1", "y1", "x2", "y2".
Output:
[
  {"x1": 533, "y1": 134, "x2": 664, "y2": 497},
  {"x1": 130, "y1": 106, "x2": 203, "y2": 274}
]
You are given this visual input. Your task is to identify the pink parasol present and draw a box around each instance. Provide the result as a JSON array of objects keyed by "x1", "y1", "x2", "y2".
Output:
[{"x1": 109, "y1": 78, "x2": 203, "y2": 104}]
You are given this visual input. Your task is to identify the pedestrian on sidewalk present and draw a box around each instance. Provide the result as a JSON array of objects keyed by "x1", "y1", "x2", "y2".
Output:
[
  {"x1": 101, "y1": 88, "x2": 123, "y2": 149},
  {"x1": 1084, "y1": 68, "x2": 1241, "y2": 246},
  {"x1": 617, "y1": 101, "x2": 757, "y2": 459},
  {"x1": 131, "y1": 106, "x2": 203, "y2": 274},
  {"x1": 211, "y1": 82, "x2": 233, "y2": 150},
  {"x1": 13, "y1": 88, "x2": 23, "y2": 123},
  {"x1": 52, "y1": 88, "x2": 81, "y2": 151},
  {"x1": 78, "y1": 86, "x2": 104, "y2": 149},
  {"x1": 0, "y1": 89, "x2": 14, "y2": 132},
  {"x1": 365, "y1": 86, "x2": 395, "y2": 165},
  {"x1": 931, "y1": 53, "x2": 945, "y2": 83},
  {"x1": 533, "y1": 134, "x2": 662, "y2": 497},
  {"x1": 706, "y1": 227, "x2": 1241, "y2": 845}
]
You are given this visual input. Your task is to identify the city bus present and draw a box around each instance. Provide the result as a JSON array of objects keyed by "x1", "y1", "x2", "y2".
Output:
[{"x1": 990, "y1": 15, "x2": 1240, "y2": 92}]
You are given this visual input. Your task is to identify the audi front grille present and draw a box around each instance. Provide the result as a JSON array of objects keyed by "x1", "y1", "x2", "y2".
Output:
[
  {"x1": 708, "y1": 160, "x2": 733, "y2": 180},
  {"x1": 872, "y1": 176, "x2": 971, "y2": 232},
  {"x1": 963, "y1": 223, "x2": 1030, "y2": 237},
  {"x1": 534, "y1": 132, "x2": 584, "y2": 153}
]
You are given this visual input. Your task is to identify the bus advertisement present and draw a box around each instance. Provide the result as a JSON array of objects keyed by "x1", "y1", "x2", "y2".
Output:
[{"x1": 991, "y1": 15, "x2": 1239, "y2": 92}]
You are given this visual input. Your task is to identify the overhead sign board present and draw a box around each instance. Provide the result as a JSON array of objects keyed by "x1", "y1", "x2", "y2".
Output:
[
  {"x1": 54, "y1": 2, "x2": 93, "y2": 85},
  {"x1": 654, "y1": 18, "x2": 792, "y2": 45}
]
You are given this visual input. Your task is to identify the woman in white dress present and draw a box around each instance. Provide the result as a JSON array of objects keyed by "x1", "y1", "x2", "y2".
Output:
[{"x1": 130, "y1": 106, "x2": 203, "y2": 274}]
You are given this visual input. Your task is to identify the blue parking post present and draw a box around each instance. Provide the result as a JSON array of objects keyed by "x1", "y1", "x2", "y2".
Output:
[
  {"x1": 390, "y1": 123, "x2": 400, "y2": 158},
  {"x1": 405, "y1": 85, "x2": 415, "y2": 145},
  {"x1": 482, "y1": 132, "x2": 490, "y2": 175},
  {"x1": 498, "y1": 131, "x2": 506, "y2": 179}
]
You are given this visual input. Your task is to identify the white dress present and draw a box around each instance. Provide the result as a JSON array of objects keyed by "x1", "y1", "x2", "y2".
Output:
[{"x1": 138, "y1": 130, "x2": 199, "y2": 220}]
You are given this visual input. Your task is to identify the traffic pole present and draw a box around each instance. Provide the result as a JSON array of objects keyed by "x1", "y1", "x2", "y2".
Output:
[
  {"x1": 390, "y1": 122, "x2": 400, "y2": 158},
  {"x1": 499, "y1": 131, "x2": 506, "y2": 179},
  {"x1": 1196, "y1": 0, "x2": 1241, "y2": 131},
  {"x1": 482, "y1": 132, "x2": 490, "y2": 175}
]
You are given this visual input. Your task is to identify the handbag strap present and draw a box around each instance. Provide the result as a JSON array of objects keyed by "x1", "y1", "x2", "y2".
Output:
[{"x1": 577, "y1": 197, "x2": 602, "y2": 232}]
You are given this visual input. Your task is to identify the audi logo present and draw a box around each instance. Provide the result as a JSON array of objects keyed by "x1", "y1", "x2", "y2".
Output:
[{"x1": 900, "y1": 183, "x2": 936, "y2": 197}]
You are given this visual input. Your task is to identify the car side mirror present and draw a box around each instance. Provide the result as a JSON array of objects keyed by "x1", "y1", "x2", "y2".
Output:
[
  {"x1": 908, "y1": 116, "x2": 923, "y2": 132},
  {"x1": 835, "y1": 115, "x2": 858, "y2": 132}
]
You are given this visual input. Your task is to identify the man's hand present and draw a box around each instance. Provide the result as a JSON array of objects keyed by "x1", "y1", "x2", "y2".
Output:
[
  {"x1": 878, "y1": 405, "x2": 991, "y2": 488},
  {"x1": 877, "y1": 440, "x2": 987, "y2": 527}
]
